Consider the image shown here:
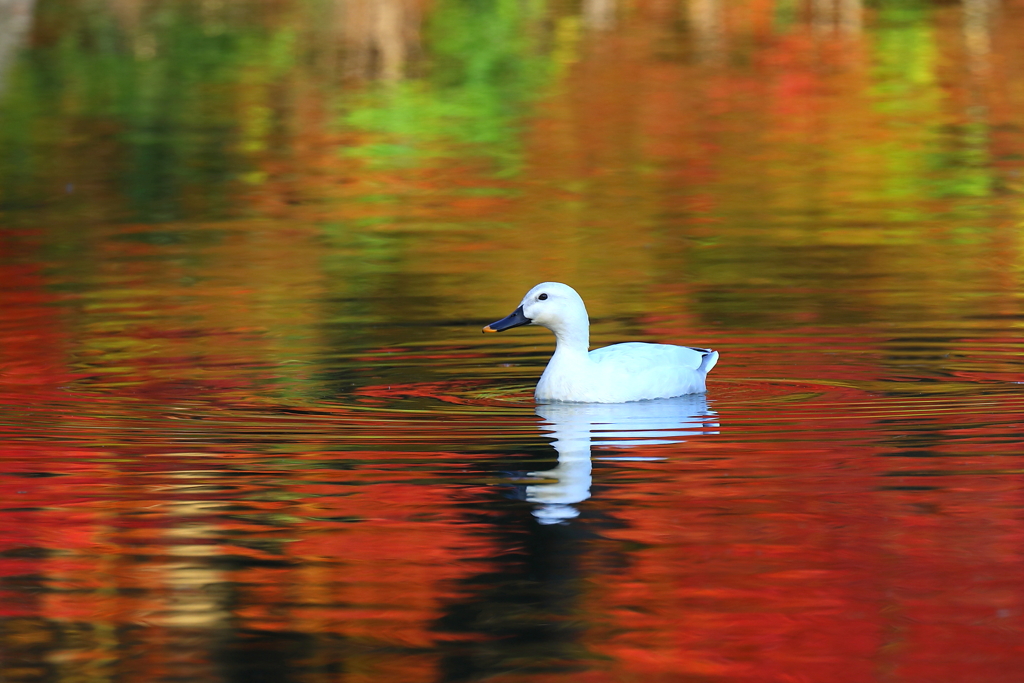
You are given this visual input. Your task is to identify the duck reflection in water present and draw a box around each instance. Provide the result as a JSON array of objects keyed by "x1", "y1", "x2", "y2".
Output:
[{"x1": 525, "y1": 395, "x2": 720, "y2": 524}]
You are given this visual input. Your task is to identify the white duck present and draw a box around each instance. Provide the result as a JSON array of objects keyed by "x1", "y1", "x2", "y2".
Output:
[{"x1": 483, "y1": 282, "x2": 718, "y2": 403}]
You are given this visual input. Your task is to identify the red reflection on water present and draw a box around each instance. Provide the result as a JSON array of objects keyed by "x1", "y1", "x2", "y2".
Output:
[
  {"x1": 578, "y1": 425, "x2": 1024, "y2": 681},
  {"x1": 5, "y1": 221, "x2": 1024, "y2": 681}
]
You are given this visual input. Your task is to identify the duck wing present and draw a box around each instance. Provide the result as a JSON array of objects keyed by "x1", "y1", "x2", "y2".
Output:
[{"x1": 588, "y1": 342, "x2": 710, "y2": 373}]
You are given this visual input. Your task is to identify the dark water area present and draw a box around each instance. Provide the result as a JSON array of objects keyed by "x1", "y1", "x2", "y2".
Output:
[{"x1": 2, "y1": 0, "x2": 1024, "y2": 681}]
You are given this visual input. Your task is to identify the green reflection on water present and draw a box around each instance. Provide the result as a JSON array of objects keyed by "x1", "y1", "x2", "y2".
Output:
[
  {"x1": 343, "y1": 0, "x2": 552, "y2": 175},
  {"x1": 0, "y1": 0, "x2": 557, "y2": 220},
  {"x1": 0, "y1": 1, "x2": 285, "y2": 219},
  {"x1": 871, "y1": 1, "x2": 993, "y2": 203}
]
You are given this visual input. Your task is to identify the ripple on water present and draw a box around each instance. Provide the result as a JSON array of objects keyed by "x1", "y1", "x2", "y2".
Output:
[{"x1": 3, "y1": 359, "x2": 1022, "y2": 456}]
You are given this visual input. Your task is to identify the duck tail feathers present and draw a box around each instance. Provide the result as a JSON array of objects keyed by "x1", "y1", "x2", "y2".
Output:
[{"x1": 698, "y1": 349, "x2": 719, "y2": 375}]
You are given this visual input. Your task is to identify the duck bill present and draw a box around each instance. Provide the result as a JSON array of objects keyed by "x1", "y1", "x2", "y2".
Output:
[{"x1": 482, "y1": 306, "x2": 531, "y2": 333}]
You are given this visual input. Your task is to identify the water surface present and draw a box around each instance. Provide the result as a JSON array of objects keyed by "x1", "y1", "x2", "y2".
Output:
[{"x1": 2, "y1": 1, "x2": 1024, "y2": 681}]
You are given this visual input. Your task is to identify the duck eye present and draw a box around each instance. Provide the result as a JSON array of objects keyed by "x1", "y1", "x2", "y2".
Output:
[{"x1": 538, "y1": 293, "x2": 548, "y2": 301}]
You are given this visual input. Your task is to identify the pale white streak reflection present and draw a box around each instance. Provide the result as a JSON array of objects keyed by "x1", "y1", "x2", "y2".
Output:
[
  {"x1": 337, "y1": 0, "x2": 421, "y2": 81},
  {"x1": 135, "y1": 501, "x2": 232, "y2": 629},
  {"x1": 582, "y1": 0, "x2": 617, "y2": 31},
  {"x1": 812, "y1": 0, "x2": 863, "y2": 37},
  {"x1": 530, "y1": 396, "x2": 719, "y2": 525},
  {"x1": 0, "y1": 0, "x2": 33, "y2": 97},
  {"x1": 962, "y1": 0, "x2": 996, "y2": 171},
  {"x1": 840, "y1": 0, "x2": 863, "y2": 36},
  {"x1": 688, "y1": 0, "x2": 724, "y2": 63},
  {"x1": 964, "y1": 0, "x2": 997, "y2": 81},
  {"x1": 150, "y1": 565, "x2": 229, "y2": 628},
  {"x1": 812, "y1": 0, "x2": 835, "y2": 36}
]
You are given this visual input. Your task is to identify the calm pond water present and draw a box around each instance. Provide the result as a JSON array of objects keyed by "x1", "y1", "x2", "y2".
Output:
[{"x1": 3, "y1": 0, "x2": 1024, "y2": 681}]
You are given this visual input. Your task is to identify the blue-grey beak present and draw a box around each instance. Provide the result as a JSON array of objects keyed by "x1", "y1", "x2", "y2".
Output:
[{"x1": 482, "y1": 305, "x2": 530, "y2": 333}]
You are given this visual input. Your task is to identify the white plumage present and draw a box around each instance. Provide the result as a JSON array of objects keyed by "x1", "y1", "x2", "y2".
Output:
[{"x1": 483, "y1": 282, "x2": 718, "y2": 403}]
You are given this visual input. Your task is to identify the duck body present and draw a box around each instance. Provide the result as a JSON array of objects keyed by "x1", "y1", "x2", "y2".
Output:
[
  {"x1": 484, "y1": 282, "x2": 718, "y2": 404},
  {"x1": 537, "y1": 340, "x2": 716, "y2": 403}
]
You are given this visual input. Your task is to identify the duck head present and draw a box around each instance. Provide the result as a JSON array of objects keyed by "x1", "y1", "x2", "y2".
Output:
[{"x1": 483, "y1": 282, "x2": 590, "y2": 338}]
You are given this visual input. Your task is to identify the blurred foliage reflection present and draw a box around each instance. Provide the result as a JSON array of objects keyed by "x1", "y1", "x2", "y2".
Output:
[{"x1": 3, "y1": 1, "x2": 1024, "y2": 682}]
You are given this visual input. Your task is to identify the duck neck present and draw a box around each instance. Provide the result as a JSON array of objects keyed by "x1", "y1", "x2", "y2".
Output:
[{"x1": 551, "y1": 321, "x2": 590, "y2": 360}]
